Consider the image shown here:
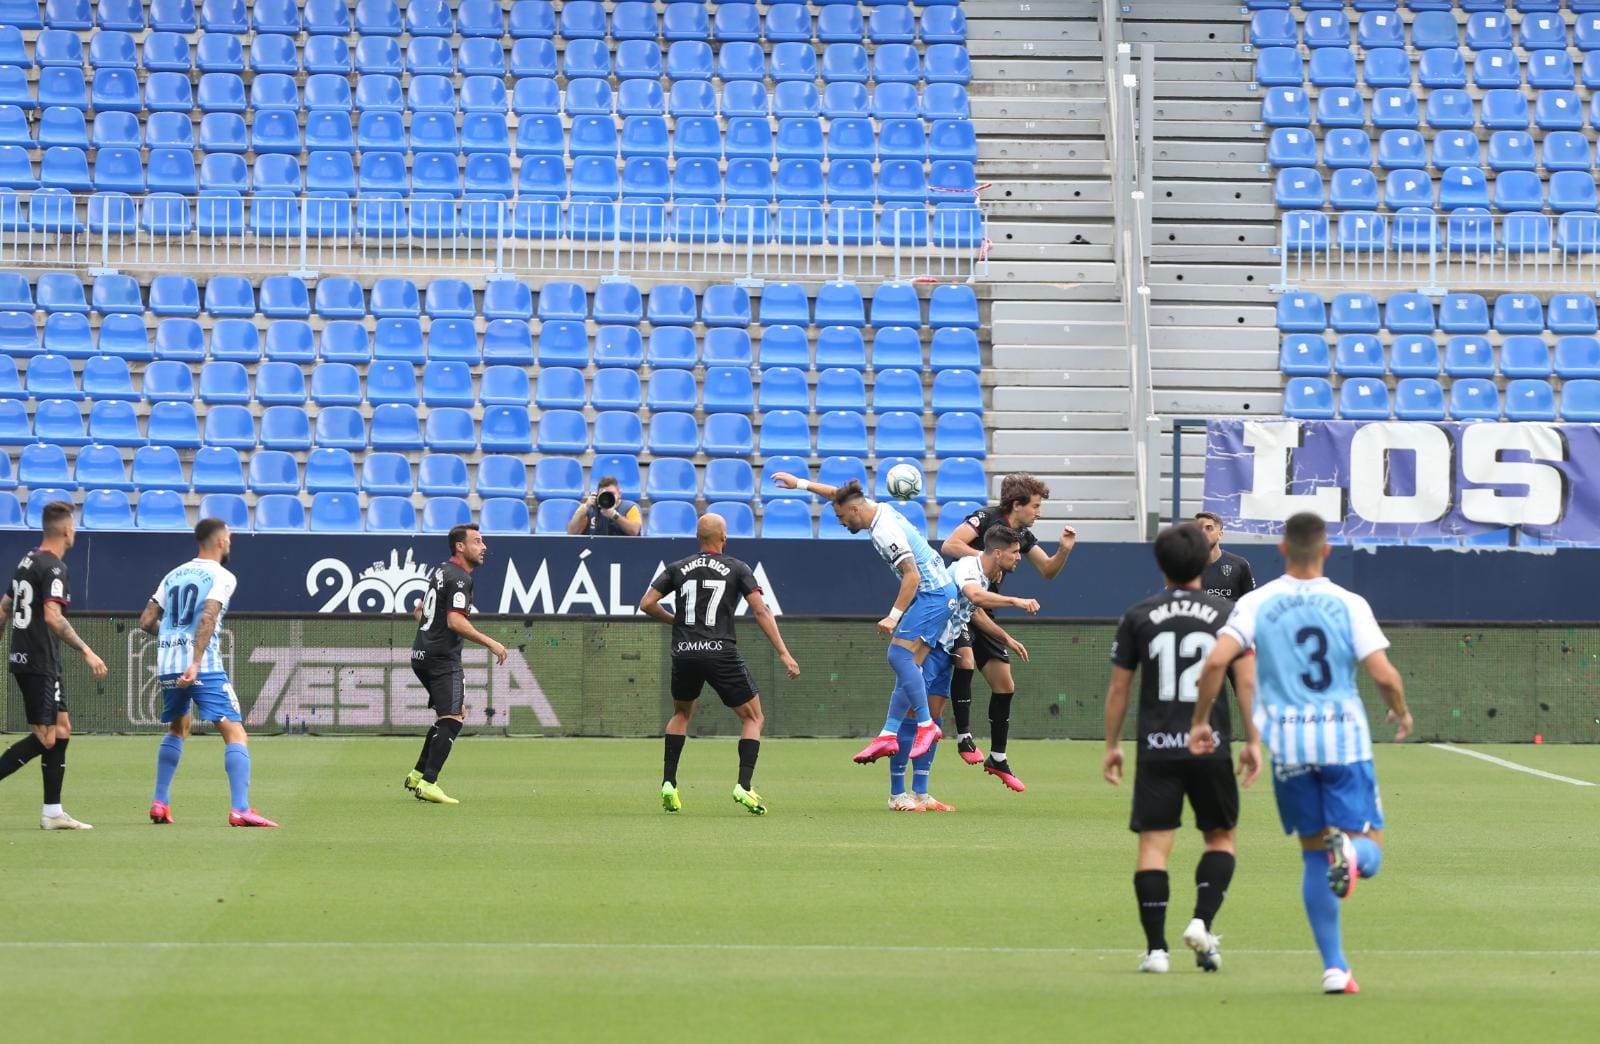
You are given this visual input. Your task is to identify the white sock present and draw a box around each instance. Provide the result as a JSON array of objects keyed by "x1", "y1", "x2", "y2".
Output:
[
  {"x1": 878, "y1": 729, "x2": 897, "y2": 737},
  {"x1": 990, "y1": 752, "x2": 1007, "y2": 762},
  {"x1": 42, "y1": 803, "x2": 62, "y2": 818},
  {"x1": 918, "y1": 718, "x2": 934, "y2": 727},
  {"x1": 958, "y1": 732, "x2": 973, "y2": 741}
]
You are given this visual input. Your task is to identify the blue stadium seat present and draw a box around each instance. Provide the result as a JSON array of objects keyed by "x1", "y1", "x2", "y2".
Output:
[
  {"x1": 874, "y1": 411, "x2": 926, "y2": 458},
  {"x1": 757, "y1": 366, "x2": 809, "y2": 412},
  {"x1": 1389, "y1": 336, "x2": 1440, "y2": 377},
  {"x1": 1425, "y1": 90, "x2": 1476, "y2": 131},
  {"x1": 418, "y1": 497, "x2": 470, "y2": 534},
  {"x1": 422, "y1": 408, "x2": 482, "y2": 453},
  {"x1": 0, "y1": 399, "x2": 28, "y2": 442},
  {"x1": 199, "y1": 360, "x2": 251, "y2": 405},
  {"x1": 757, "y1": 500, "x2": 810, "y2": 539},
  {"x1": 1330, "y1": 293, "x2": 1381, "y2": 334},
  {"x1": 810, "y1": 326, "x2": 865, "y2": 371},
  {"x1": 928, "y1": 458, "x2": 984, "y2": 505},
  {"x1": 532, "y1": 366, "x2": 585, "y2": 411},
  {"x1": 310, "y1": 491, "x2": 367, "y2": 532},
  {"x1": 194, "y1": 493, "x2": 247, "y2": 529},
  {"x1": 96, "y1": 315, "x2": 150, "y2": 361},
  {"x1": 533, "y1": 410, "x2": 586, "y2": 455},
  {"x1": 527, "y1": 498, "x2": 574, "y2": 535},
  {"x1": 477, "y1": 320, "x2": 531, "y2": 366},
  {"x1": 142, "y1": 360, "x2": 195, "y2": 403},
  {"x1": 1338, "y1": 378, "x2": 1391, "y2": 420},
  {"x1": 526, "y1": 455, "x2": 581, "y2": 503},
  {"x1": 142, "y1": 400, "x2": 198, "y2": 448},
  {"x1": 644, "y1": 501, "x2": 696, "y2": 538},
  {"x1": 1267, "y1": 128, "x2": 1316, "y2": 168},
  {"x1": 1276, "y1": 294, "x2": 1327, "y2": 333},
  {"x1": 245, "y1": 494, "x2": 302, "y2": 532},
  {"x1": 358, "y1": 452, "x2": 412, "y2": 497},
  {"x1": 872, "y1": 368, "x2": 925, "y2": 414},
  {"x1": 1262, "y1": 87, "x2": 1311, "y2": 128},
  {"x1": 301, "y1": 448, "x2": 355, "y2": 494},
  {"x1": 931, "y1": 369, "x2": 981, "y2": 415},
  {"x1": 20, "y1": 443, "x2": 75, "y2": 490},
  {"x1": 200, "y1": 403, "x2": 255, "y2": 450},
  {"x1": 128, "y1": 445, "x2": 184, "y2": 492},
  {"x1": 304, "y1": 37, "x2": 350, "y2": 74},
  {"x1": 1493, "y1": 294, "x2": 1544, "y2": 334},
  {"x1": 1500, "y1": 336, "x2": 1552, "y2": 378},
  {"x1": 1547, "y1": 294, "x2": 1598, "y2": 336},
  {"x1": 933, "y1": 412, "x2": 985, "y2": 459},
  {"x1": 1417, "y1": 48, "x2": 1467, "y2": 89},
  {"x1": 466, "y1": 458, "x2": 526, "y2": 503},
  {"x1": 1562, "y1": 379, "x2": 1600, "y2": 421},
  {"x1": 246, "y1": 451, "x2": 300, "y2": 496},
  {"x1": 82, "y1": 356, "x2": 136, "y2": 401},
  {"x1": 1392, "y1": 378, "x2": 1446, "y2": 421},
  {"x1": 417, "y1": 361, "x2": 474, "y2": 409},
  {"x1": 871, "y1": 328, "x2": 923, "y2": 372},
  {"x1": 643, "y1": 458, "x2": 696, "y2": 503},
  {"x1": 483, "y1": 281, "x2": 533, "y2": 321},
  {"x1": 130, "y1": 490, "x2": 188, "y2": 531},
  {"x1": 586, "y1": 368, "x2": 639, "y2": 412},
  {"x1": 314, "y1": 322, "x2": 369, "y2": 365},
  {"x1": 810, "y1": 368, "x2": 863, "y2": 413},
  {"x1": 1283, "y1": 377, "x2": 1337, "y2": 420},
  {"x1": 1449, "y1": 379, "x2": 1502, "y2": 421},
  {"x1": 589, "y1": 411, "x2": 641, "y2": 455},
  {"x1": 1443, "y1": 336, "x2": 1495, "y2": 378},
  {"x1": 41, "y1": 313, "x2": 93, "y2": 359}
]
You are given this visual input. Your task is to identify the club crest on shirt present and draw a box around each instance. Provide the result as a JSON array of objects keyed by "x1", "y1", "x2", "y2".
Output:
[{"x1": 1221, "y1": 564, "x2": 1233, "y2": 576}]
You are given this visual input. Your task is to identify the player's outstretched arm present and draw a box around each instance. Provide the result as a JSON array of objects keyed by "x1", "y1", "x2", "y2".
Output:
[
  {"x1": 447, "y1": 610, "x2": 509, "y2": 665},
  {"x1": 961, "y1": 581, "x2": 1039, "y2": 615},
  {"x1": 638, "y1": 586, "x2": 676, "y2": 625},
  {"x1": 43, "y1": 600, "x2": 106, "y2": 680},
  {"x1": 747, "y1": 591, "x2": 800, "y2": 679},
  {"x1": 770, "y1": 471, "x2": 839, "y2": 500},
  {"x1": 1190, "y1": 634, "x2": 1243, "y2": 756},
  {"x1": 1027, "y1": 526, "x2": 1078, "y2": 580},
  {"x1": 970, "y1": 607, "x2": 1028, "y2": 662},
  {"x1": 137, "y1": 598, "x2": 162, "y2": 636},
  {"x1": 878, "y1": 559, "x2": 921, "y2": 636},
  {"x1": 1102, "y1": 667, "x2": 1134, "y2": 784},
  {"x1": 1363, "y1": 649, "x2": 1412, "y2": 741},
  {"x1": 939, "y1": 521, "x2": 983, "y2": 561}
]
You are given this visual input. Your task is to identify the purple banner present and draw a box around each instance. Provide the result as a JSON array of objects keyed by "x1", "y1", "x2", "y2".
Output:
[{"x1": 1202, "y1": 419, "x2": 1600, "y2": 542}]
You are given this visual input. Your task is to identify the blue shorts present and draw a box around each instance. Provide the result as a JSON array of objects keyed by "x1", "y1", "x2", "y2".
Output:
[
  {"x1": 921, "y1": 645, "x2": 954, "y2": 697},
  {"x1": 893, "y1": 584, "x2": 958, "y2": 648},
  {"x1": 160, "y1": 672, "x2": 243, "y2": 724},
  {"x1": 1271, "y1": 759, "x2": 1385, "y2": 837}
]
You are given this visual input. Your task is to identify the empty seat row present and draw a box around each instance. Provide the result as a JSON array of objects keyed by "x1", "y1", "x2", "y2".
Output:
[
  {"x1": 1277, "y1": 292, "x2": 1598, "y2": 335},
  {"x1": 500, "y1": 78, "x2": 971, "y2": 121},
  {"x1": 0, "y1": 395, "x2": 988, "y2": 459},
  {"x1": 1267, "y1": 86, "x2": 1600, "y2": 135},
  {"x1": 1258, "y1": 45, "x2": 1600, "y2": 91},
  {"x1": 1250, "y1": 9, "x2": 1592, "y2": 53},
  {"x1": 1283, "y1": 332, "x2": 1600, "y2": 380},
  {"x1": 1272, "y1": 128, "x2": 1600, "y2": 177},
  {"x1": 0, "y1": 272, "x2": 975, "y2": 330},
  {"x1": 1275, "y1": 166, "x2": 1600, "y2": 213},
  {"x1": 1284, "y1": 374, "x2": 1600, "y2": 422},
  {"x1": 3, "y1": 354, "x2": 981, "y2": 415}
]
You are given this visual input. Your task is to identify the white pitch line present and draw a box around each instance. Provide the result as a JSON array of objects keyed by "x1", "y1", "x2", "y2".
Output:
[
  {"x1": 0, "y1": 941, "x2": 1594, "y2": 958},
  {"x1": 1428, "y1": 743, "x2": 1596, "y2": 787}
]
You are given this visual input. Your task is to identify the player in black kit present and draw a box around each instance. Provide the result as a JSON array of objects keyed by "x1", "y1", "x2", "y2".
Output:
[
  {"x1": 1102, "y1": 523, "x2": 1261, "y2": 975},
  {"x1": 404, "y1": 523, "x2": 508, "y2": 805},
  {"x1": 640, "y1": 512, "x2": 800, "y2": 816},
  {"x1": 1194, "y1": 512, "x2": 1255, "y2": 603},
  {"x1": 0, "y1": 501, "x2": 109, "y2": 830},
  {"x1": 939, "y1": 473, "x2": 1076, "y2": 791}
]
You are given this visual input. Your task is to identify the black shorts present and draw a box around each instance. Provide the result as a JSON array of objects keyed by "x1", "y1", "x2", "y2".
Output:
[
  {"x1": 671, "y1": 654, "x2": 758, "y2": 709},
  {"x1": 969, "y1": 626, "x2": 1010, "y2": 667},
  {"x1": 12, "y1": 672, "x2": 67, "y2": 726},
  {"x1": 1129, "y1": 756, "x2": 1240, "y2": 834},
  {"x1": 412, "y1": 658, "x2": 465, "y2": 717}
]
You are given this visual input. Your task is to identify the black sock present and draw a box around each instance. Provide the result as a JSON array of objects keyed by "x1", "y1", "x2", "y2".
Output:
[
  {"x1": 0, "y1": 734, "x2": 47, "y2": 782},
  {"x1": 663, "y1": 733, "x2": 686, "y2": 786},
  {"x1": 988, "y1": 692, "x2": 1014, "y2": 754},
  {"x1": 413, "y1": 724, "x2": 439, "y2": 774},
  {"x1": 422, "y1": 718, "x2": 462, "y2": 784},
  {"x1": 40, "y1": 737, "x2": 66, "y2": 805},
  {"x1": 1133, "y1": 870, "x2": 1170, "y2": 953},
  {"x1": 951, "y1": 668, "x2": 974, "y2": 736},
  {"x1": 1193, "y1": 851, "x2": 1237, "y2": 930},
  {"x1": 737, "y1": 738, "x2": 759, "y2": 790}
]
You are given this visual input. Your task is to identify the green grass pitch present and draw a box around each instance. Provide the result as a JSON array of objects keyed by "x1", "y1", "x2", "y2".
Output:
[{"x1": 1, "y1": 737, "x2": 1595, "y2": 1042}]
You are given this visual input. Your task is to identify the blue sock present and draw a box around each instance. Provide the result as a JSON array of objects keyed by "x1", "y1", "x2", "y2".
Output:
[
  {"x1": 880, "y1": 679, "x2": 912, "y2": 735},
  {"x1": 887, "y1": 645, "x2": 930, "y2": 723},
  {"x1": 1351, "y1": 837, "x2": 1382, "y2": 879},
  {"x1": 152, "y1": 734, "x2": 183, "y2": 804},
  {"x1": 912, "y1": 716, "x2": 941, "y2": 793},
  {"x1": 1302, "y1": 850, "x2": 1346, "y2": 970},
  {"x1": 890, "y1": 718, "x2": 916, "y2": 795},
  {"x1": 224, "y1": 742, "x2": 251, "y2": 813}
]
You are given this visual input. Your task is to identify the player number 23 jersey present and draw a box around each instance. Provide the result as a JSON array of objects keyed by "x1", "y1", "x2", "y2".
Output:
[{"x1": 151, "y1": 558, "x2": 238, "y2": 677}]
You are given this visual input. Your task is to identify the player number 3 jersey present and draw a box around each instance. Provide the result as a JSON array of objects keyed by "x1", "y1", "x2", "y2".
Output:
[
  {"x1": 1221, "y1": 575, "x2": 1389, "y2": 768},
  {"x1": 151, "y1": 558, "x2": 238, "y2": 677},
  {"x1": 9, "y1": 549, "x2": 69, "y2": 677}
]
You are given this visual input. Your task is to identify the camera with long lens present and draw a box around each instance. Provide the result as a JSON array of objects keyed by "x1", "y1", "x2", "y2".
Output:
[{"x1": 595, "y1": 490, "x2": 617, "y2": 511}]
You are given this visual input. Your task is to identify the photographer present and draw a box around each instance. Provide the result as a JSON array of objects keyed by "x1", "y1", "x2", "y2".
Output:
[{"x1": 566, "y1": 475, "x2": 643, "y2": 536}]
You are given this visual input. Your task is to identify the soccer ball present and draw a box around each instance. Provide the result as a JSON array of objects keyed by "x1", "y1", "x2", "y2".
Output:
[{"x1": 885, "y1": 463, "x2": 923, "y2": 500}]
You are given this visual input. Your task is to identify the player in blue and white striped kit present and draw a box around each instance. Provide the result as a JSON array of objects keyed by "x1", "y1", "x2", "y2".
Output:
[
  {"x1": 771, "y1": 472, "x2": 957, "y2": 767},
  {"x1": 1192, "y1": 512, "x2": 1410, "y2": 996},
  {"x1": 136, "y1": 519, "x2": 276, "y2": 828}
]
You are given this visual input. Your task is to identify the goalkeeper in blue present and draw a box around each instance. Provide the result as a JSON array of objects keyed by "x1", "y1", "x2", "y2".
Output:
[
  {"x1": 771, "y1": 472, "x2": 956, "y2": 766},
  {"x1": 1192, "y1": 512, "x2": 1411, "y2": 995},
  {"x1": 137, "y1": 518, "x2": 277, "y2": 828}
]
